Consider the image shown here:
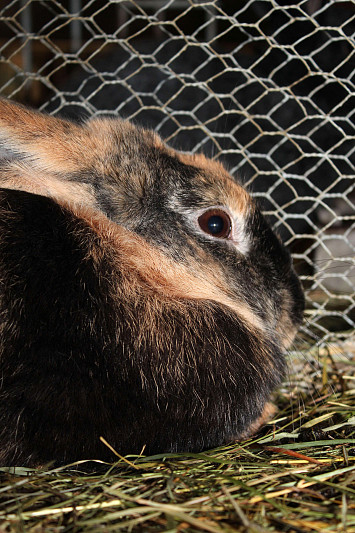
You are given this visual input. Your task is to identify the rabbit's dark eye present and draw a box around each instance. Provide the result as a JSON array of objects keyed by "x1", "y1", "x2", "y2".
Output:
[{"x1": 198, "y1": 209, "x2": 232, "y2": 238}]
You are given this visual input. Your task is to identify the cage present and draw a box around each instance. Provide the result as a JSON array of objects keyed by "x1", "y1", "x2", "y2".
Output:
[{"x1": 0, "y1": 0, "x2": 354, "y2": 355}]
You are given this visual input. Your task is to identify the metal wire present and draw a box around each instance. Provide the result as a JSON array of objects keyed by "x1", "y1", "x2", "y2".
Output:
[{"x1": 0, "y1": 0, "x2": 354, "y2": 351}]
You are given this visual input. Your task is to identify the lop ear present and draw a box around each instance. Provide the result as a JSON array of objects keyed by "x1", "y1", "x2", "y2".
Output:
[
  {"x1": 0, "y1": 99, "x2": 101, "y2": 207},
  {"x1": 0, "y1": 98, "x2": 92, "y2": 172}
]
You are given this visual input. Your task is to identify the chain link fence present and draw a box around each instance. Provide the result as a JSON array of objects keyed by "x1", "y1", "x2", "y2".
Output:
[{"x1": 0, "y1": 0, "x2": 354, "y2": 353}]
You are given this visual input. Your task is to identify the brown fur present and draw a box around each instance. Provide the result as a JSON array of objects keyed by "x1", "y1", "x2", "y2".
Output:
[{"x1": 0, "y1": 98, "x2": 304, "y2": 465}]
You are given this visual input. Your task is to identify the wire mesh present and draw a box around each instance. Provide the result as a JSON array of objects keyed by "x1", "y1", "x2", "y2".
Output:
[{"x1": 0, "y1": 0, "x2": 354, "y2": 352}]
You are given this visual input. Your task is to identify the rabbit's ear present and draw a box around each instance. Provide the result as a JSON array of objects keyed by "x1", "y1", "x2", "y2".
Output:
[
  {"x1": 0, "y1": 98, "x2": 91, "y2": 172},
  {"x1": 0, "y1": 99, "x2": 100, "y2": 207}
]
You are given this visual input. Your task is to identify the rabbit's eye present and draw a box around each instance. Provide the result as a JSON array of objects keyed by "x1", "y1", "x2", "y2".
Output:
[{"x1": 198, "y1": 209, "x2": 232, "y2": 239}]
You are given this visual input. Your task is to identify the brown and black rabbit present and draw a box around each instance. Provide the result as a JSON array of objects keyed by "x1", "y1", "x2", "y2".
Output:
[{"x1": 0, "y1": 98, "x2": 304, "y2": 466}]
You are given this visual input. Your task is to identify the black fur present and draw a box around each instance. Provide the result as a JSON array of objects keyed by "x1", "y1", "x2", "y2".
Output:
[{"x1": 0, "y1": 188, "x2": 295, "y2": 466}]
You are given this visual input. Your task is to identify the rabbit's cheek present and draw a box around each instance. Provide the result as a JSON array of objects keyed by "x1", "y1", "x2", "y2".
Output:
[
  {"x1": 276, "y1": 303, "x2": 300, "y2": 350},
  {"x1": 275, "y1": 282, "x2": 305, "y2": 350}
]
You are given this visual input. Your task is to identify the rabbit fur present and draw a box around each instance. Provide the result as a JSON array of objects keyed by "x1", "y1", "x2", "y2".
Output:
[{"x1": 0, "y1": 98, "x2": 304, "y2": 466}]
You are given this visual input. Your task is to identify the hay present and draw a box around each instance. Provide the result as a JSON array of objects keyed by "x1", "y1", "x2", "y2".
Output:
[{"x1": 1, "y1": 348, "x2": 354, "y2": 533}]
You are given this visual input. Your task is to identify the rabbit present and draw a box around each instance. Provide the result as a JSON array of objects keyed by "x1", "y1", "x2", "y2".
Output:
[{"x1": 0, "y1": 98, "x2": 304, "y2": 466}]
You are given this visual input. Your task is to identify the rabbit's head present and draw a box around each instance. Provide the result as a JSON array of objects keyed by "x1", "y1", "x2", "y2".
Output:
[{"x1": 0, "y1": 99, "x2": 304, "y2": 465}]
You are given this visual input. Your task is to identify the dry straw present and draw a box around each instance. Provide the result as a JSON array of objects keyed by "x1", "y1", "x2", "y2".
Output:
[{"x1": 1, "y1": 349, "x2": 354, "y2": 532}]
